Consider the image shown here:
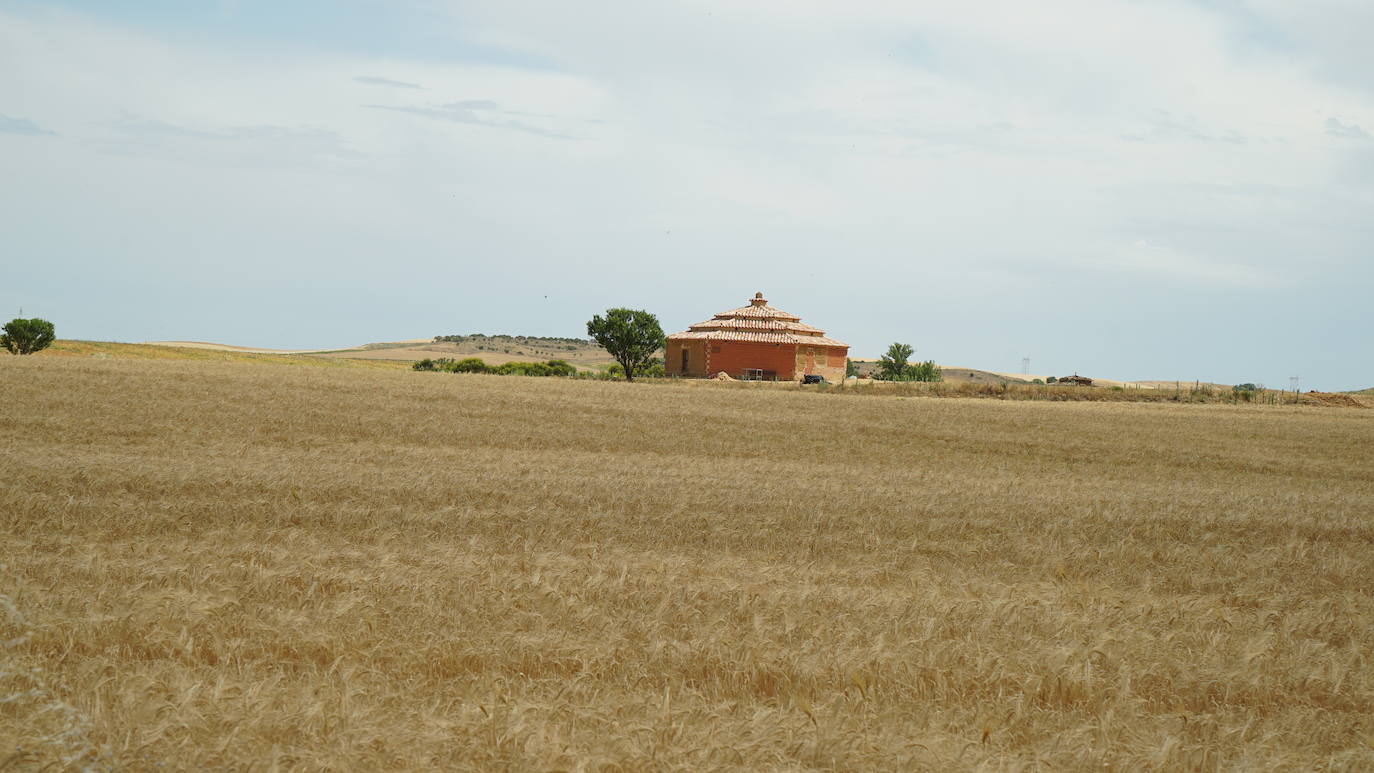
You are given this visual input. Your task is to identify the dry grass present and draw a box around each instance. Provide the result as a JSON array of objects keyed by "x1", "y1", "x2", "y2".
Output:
[
  {"x1": 38, "y1": 340, "x2": 410, "y2": 369},
  {"x1": 2, "y1": 356, "x2": 1372, "y2": 771},
  {"x1": 685, "y1": 377, "x2": 1372, "y2": 408}
]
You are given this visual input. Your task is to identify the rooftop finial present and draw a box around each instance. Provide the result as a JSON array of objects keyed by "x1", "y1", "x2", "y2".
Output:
[{"x1": 751, "y1": 291, "x2": 767, "y2": 307}]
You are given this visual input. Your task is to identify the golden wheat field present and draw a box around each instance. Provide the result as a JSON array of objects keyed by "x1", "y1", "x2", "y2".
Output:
[{"x1": 3, "y1": 356, "x2": 1372, "y2": 771}]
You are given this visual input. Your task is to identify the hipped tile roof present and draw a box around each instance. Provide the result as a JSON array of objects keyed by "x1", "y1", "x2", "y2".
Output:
[
  {"x1": 669, "y1": 330, "x2": 850, "y2": 347},
  {"x1": 667, "y1": 292, "x2": 848, "y2": 348}
]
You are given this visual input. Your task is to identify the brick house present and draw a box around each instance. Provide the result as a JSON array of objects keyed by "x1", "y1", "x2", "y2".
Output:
[{"x1": 665, "y1": 292, "x2": 849, "y2": 382}]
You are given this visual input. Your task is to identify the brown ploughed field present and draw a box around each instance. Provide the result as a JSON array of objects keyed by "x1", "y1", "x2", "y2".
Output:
[{"x1": 3, "y1": 356, "x2": 1372, "y2": 771}]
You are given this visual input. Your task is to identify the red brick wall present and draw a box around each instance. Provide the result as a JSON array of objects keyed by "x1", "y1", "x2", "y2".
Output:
[
  {"x1": 707, "y1": 341, "x2": 797, "y2": 380},
  {"x1": 671, "y1": 340, "x2": 848, "y2": 381}
]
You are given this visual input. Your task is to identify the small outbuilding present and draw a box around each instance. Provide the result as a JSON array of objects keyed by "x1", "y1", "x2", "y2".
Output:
[{"x1": 665, "y1": 292, "x2": 849, "y2": 382}]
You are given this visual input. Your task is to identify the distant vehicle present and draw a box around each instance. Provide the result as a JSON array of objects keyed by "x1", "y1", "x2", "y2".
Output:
[{"x1": 800, "y1": 374, "x2": 826, "y2": 385}]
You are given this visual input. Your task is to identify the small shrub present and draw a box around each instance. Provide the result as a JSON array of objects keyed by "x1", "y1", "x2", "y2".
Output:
[
  {"x1": 449, "y1": 358, "x2": 491, "y2": 374},
  {"x1": 544, "y1": 360, "x2": 577, "y2": 377},
  {"x1": 500, "y1": 361, "x2": 552, "y2": 377}
]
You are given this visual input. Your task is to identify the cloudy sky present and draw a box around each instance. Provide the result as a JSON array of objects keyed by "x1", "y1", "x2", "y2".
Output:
[{"x1": 2, "y1": 1, "x2": 1371, "y2": 388}]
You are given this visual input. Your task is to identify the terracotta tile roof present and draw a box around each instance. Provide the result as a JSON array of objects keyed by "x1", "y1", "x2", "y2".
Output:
[
  {"x1": 686, "y1": 318, "x2": 825, "y2": 334},
  {"x1": 708, "y1": 304, "x2": 802, "y2": 322},
  {"x1": 668, "y1": 330, "x2": 849, "y2": 347},
  {"x1": 667, "y1": 292, "x2": 848, "y2": 348}
]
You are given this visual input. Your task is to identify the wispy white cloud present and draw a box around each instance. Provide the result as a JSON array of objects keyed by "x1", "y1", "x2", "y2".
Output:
[
  {"x1": 1325, "y1": 116, "x2": 1370, "y2": 140},
  {"x1": 354, "y1": 75, "x2": 424, "y2": 90},
  {"x1": 0, "y1": 113, "x2": 56, "y2": 136},
  {"x1": 367, "y1": 99, "x2": 578, "y2": 139},
  {"x1": 99, "y1": 115, "x2": 366, "y2": 167}
]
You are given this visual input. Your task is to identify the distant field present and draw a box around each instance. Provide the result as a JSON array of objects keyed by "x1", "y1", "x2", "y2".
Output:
[
  {"x1": 314, "y1": 335, "x2": 622, "y2": 370},
  {"x1": 41, "y1": 340, "x2": 410, "y2": 369},
  {"x1": 4, "y1": 357, "x2": 1372, "y2": 770}
]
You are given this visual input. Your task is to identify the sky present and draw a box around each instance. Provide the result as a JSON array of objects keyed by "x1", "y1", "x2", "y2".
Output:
[{"x1": 2, "y1": 0, "x2": 1371, "y2": 389}]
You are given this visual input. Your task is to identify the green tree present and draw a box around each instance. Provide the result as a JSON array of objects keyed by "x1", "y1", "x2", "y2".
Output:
[
  {"x1": 586, "y1": 308, "x2": 664, "y2": 382},
  {"x1": 877, "y1": 342, "x2": 914, "y2": 381},
  {"x1": 908, "y1": 360, "x2": 943, "y2": 382},
  {"x1": 2, "y1": 318, "x2": 55, "y2": 355},
  {"x1": 845, "y1": 358, "x2": 858, "y2": 378}
]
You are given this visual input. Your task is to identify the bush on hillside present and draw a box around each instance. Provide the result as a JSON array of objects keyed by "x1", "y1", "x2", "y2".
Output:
[
  {"x1": 414, "y1": 355, "x2": 580, "y2": 378},
  {"x1": 448, "y1": 358, "x2": 492, "y2": 374},
  {"x1": 412, "y1": 358, "x2": 455, "y2": 372},
  {"x1": 544, "y1": 359, "x2": 577, "y2": 377},
  {"x1": 496, "y1": 361, "x2": 550, "y2": 377}
]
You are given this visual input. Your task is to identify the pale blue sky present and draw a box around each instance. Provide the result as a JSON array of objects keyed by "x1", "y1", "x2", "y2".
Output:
[{"x1": 2, "y1": 0, "x2": 1371, "y2": 389}]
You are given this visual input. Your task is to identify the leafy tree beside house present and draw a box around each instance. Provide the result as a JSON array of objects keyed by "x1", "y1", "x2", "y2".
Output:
[
  {"x1": 586, "y1": 308, "x2": 664, "y2": 382},
  {"x1": 907, "y1": 359, "x2": 942, "y2": 382},
  {"x1": 2, "y1": 318, "x2": 55, "y2": 355},
  {"x1": 876, "y1": 342, "x2": 942, "y2": 382},
  {"x1": 877, "y1": 342, "x2": 913, "y2": 380}
]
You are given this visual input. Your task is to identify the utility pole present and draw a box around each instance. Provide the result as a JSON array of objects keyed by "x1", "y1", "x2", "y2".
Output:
[
  {"x1": 1022, "y1": 356, "x2": 1030, "y2": 376},
  {"x1": 1289, "y1": 375, "x2": 1300, "y2": 393}
]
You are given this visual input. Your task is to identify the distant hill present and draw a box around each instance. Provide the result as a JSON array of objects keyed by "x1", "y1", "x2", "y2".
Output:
[{"x1": 313, "y1": 334, "x2": 622, "y2": 370}]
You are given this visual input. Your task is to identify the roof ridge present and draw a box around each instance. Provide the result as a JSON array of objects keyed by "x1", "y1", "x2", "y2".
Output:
[{"x1": 667, "y1": 293, "x2": 847, "y2": 347}]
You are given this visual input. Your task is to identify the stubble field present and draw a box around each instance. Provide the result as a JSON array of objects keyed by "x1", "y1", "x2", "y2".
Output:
[{"x1": 3, "y1": 356, "x2": 1372, "y2": 771}]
